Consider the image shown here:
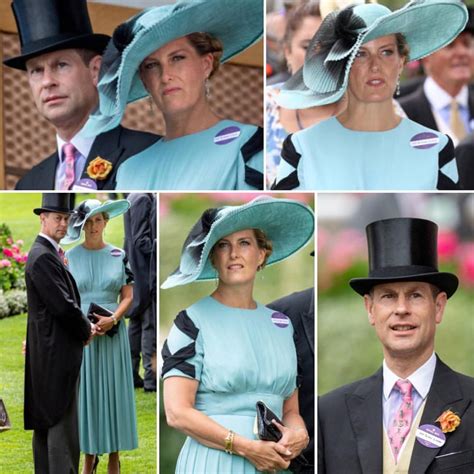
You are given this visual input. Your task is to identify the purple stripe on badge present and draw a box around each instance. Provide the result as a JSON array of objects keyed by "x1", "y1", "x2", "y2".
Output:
[
  {"x1": 271, "y1": 312, "x2": 289, "y2": 328},
  {"x1": 110, "y1": 249, "x2": 122, "y2": 257},
  {"x1": 214, "y1": 126, "x2": 241, "y2": 145},
  {"x1": 409, "y1": 132, "x2": 439, "y2": 149},
  {"x1": 416, "y1": 424, "x2": 446, "y2": 448}
]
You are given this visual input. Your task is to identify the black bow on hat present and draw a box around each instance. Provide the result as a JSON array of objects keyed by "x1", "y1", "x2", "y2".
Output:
[{"x1": 349, "y1": 218, "x2": 459, "y2": 298}]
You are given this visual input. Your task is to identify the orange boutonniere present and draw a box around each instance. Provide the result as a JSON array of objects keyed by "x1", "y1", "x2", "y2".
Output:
[
  {"x1": 86, "y1": 156, "x2": 113, "y2": 180},
  {"x1": 436, "y1": 409, "x2": 461, "y2": 433}
]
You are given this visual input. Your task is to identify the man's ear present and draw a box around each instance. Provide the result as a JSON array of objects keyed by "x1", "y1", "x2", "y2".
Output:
[
  {"x1": 364, "y1": 294, "x2": 375, "y2": 326},
  {"x1": 89, "y1": 55, "x2": 102, "y2": 87}
]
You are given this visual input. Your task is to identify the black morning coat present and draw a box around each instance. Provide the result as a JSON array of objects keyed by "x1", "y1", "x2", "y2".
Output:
[
  {"x1": 123, "y1": 193, "x2": 155, "y2": 319},
  {"x1": 318, "y1": 357, "x2": 474, "y2": 473},
  {"x1": 15, "y1": 125, "x2": 159, "y2": 190},
  {"x1": 268, "y1": 288, "x2": 315, "y2": 473},
  {"x1": 24, "y1": 235, "x2": 91, "y2": 430}
]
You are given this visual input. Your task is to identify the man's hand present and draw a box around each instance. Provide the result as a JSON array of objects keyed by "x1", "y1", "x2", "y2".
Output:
[{"x1": 85, "y1": 323, "x2": 100, "y2": 345}]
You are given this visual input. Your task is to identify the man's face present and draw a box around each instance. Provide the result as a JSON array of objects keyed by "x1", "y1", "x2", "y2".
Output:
[
  {"x1": 40, "y1": 212, "x2": 70, "y2": 243},
  {"x1": 364, "y1": 281, "x2": 447, "y2": 362},
  {"x1": 423, "y1": 32, "x2": 474, "y2": 93},
  {"x1": 25, "y1": 49, "x2": 101, "y2": 134}
]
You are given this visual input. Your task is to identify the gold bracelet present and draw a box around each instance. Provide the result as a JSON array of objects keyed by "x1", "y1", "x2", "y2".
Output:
[{"x1": 224, "y1": 430, "x2": 235, "y2": 454}]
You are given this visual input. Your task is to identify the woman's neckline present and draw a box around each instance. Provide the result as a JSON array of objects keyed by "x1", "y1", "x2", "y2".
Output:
[
  {"x1": 81, "y1": 243, "x2": 110, "y2": 251},
  {"x1": 334, "y1": 115, "x2": 405, "y2": 133},
  {"x1": 162, "y1": 119, "x2": 231, "y2": 143},
  {"x1": 208, "y1": 295, "x2": 259, "y2": 312}
]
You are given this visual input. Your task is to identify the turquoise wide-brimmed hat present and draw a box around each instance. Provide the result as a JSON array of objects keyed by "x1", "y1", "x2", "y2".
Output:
[
  {"x1": 277, "y1": 0, "x2": 468, "y2": 109},
  {"x1": 161, "y1": 196, "x2": 314, "y2": 289},
  {"x1": 83, "y1": 0, "x2": 263, "y2": 137},
  {"x1": 62, "y1": 199, "x2": 130, "y2": 244}
]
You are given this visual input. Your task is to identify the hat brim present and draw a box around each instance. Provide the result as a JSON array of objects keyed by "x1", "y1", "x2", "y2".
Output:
[
  {"x1": 162, "y1": 197, "x2": 314, "y2": 289},
  {"x1": 3, "y1": 33, "x2": 110, "y2": 70},
  {"x1": 33, "y1": 207, "x2": 74, "y2": 216},
  {"x1": 83, "y1": 0, "x2": 263, "y2": 136},
  {"x1": 62, "y1": 199, "x2": 130, "y2": 244},
  {"x1": 278, "y1": 0, "x2": 468, "y2": 109},
  {"x1": 349, "y1": 272, "x2": 459, "y2": 298}
]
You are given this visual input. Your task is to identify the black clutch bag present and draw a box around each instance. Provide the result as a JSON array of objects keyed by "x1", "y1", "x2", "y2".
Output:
[
  {"x1": 256, "y1": 400, "x2": 283, "y2": 442},
  {"x1": 255, "y1": 401, "x2": 310, "y2": 470},
  {"x1": 0, "y1": 399, "x2": 11, "y2": 432},
  {"x1": 87, "y1": 302, "x2": 119, "y2": 338}
]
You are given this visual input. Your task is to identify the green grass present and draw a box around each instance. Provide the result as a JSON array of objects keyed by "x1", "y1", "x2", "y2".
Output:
[
  {"x1": 0, "y1": 193, "x2": 156, "y2": 472},
  {"x1": 0, "y1": 315, "x2": 156, "y2": 473},
  {"x1": 318, "y1": 290, "x2": 474, "y2": 395}
]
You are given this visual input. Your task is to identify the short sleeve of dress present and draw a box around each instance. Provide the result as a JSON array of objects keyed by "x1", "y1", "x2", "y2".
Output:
[
  {"x1": 161, "y1": 310, "x2": 204, "y2": 381},
  {"x1": 272, "y1": 134, "x2": 302, "y2": 190},
  {"x1": 437, "y1": 135, "x2": 460, "y2": 190},
  {"x1": 121, "y1": 251, "x2": 134, "y2": 286},
  {"x1": 237, "y1": 127, "x2": 264, "y2": 190}
]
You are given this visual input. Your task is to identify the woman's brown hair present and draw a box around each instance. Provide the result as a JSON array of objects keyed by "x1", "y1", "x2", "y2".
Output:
[{"x1": 186, "y1": 32, "x2": 224, "y2": 78}]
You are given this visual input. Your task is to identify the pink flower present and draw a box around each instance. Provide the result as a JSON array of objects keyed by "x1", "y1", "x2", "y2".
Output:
[
  {"x1": 6, "y1": 238, "x2": 13, "y2": 245},
  {"x1": 438, "y1": 230, "x2": 459, "y2": 262},
  {"x1": 3, "y1": 248, "x2": 13, "y2": 258},
  {"x1": 0, "y1": 259, "x2": 11, "y2": 268},
  {"x1": 16, "y1": 240, "x2": 24, "y2": 246},
  {"x1": 325, "y1": 229, "x2": 366, "y2": 272},
  {"x1": 458, "y1": 243, "x2": 474, "y2": 286},
  {"x1": 11, "y1": 245, "x2": 19, "y2": 253},
  {"x1": 318, "y1": 228, "x2": 329, "y2": 253}
]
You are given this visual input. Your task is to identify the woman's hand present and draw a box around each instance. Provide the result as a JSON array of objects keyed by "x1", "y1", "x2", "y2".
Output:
[
  {"x1": 93, "y1": 314, "x2": 115, "y2": 334},
  {"x1": 243, "y1": 439, "x2": 291, "y2": 472},
  {"x1": 273, "y1": 420, "x2": 309, "y2": 459}
]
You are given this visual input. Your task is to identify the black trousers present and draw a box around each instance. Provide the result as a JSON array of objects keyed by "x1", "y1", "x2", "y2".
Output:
[
  {"x1": 128, "y1": 305, "x2": 156, "y2": 390},
  {"x1": 32, "y1": 385, "x2": 79, "y2": 474}
]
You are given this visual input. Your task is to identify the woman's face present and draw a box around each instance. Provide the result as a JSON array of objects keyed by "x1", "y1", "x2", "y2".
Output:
[
  {"x1": 211, "y1": 229, "x2": 266, "y2": 287},
  {"x1": 84, "y1": 213, "x2": 107, "y2": 241},
  {"x1": 140, "y1": 36, "x2": 213, "y2": 116},
  {"x1": 347, "y1": 34, "x2": 404, "y2": 104},
  {"x1": 285, "y1": 16, "x2": 322, "y2": 73}
]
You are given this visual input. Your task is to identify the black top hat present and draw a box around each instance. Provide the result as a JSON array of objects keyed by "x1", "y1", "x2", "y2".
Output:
[
  {"x1": 34, "y1": 193, "x2": 75, "y2": 215},
  {"x1": 465, "y1": 6, "x2": 474, "y2": 34},
  {"x1": 3, "y1": 0, "x2": 110, "y2": 70},
  {"x1": 349, "y1": 218, "x2": 459, "y2": 298}
]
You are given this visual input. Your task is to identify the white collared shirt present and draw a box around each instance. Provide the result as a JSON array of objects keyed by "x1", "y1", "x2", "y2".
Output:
[
  {"x1": 55, "y1": 131, "x2": 95, "y2": 190},
  {"x1": 38, "y1": 232, "x2": 60, "y2": 253},
  {"x1": 383, "y1": 352, "x2": 437, "y2": 430}
]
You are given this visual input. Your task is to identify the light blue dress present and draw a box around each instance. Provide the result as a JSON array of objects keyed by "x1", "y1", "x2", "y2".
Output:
[
  {"x1": 162, "y1": 296, "x2": 297, "y2": 474},
  {"x1": 66, "y1": 244, "x2": 138, "y2": 455},
  {"x1": 115, "y1": 120, "x2": 263, "y2": 190},
  {"x1": 273, "y1": 117, "x2": 459, "y2": 190}
]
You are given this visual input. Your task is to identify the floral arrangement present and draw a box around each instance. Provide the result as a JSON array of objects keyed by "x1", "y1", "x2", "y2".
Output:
[
  {"x1": 86, "y1": 156, "x2": 113, "y2": 180},
  {"x1": 0, "y1": 290, "x2": 27, "y2": 319},
  {"x1": 436, "y1": 409, "x2": 461, "y2": 433},
  {"x1": 0, "y1": 224, "x2": 28, "y2": 293}
]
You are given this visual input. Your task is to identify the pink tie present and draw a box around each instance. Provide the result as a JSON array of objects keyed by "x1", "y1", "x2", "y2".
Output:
[
  {"x1": 62, "y1": 143, "x2": 76, "y2": 190},
  {"x1": 388, "y1": 380, "x2": 414, "y2": 462}
]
